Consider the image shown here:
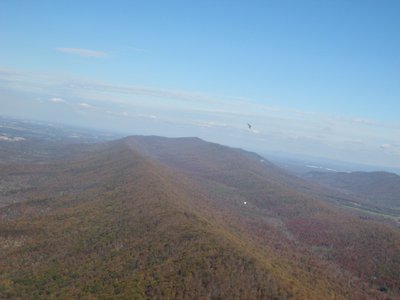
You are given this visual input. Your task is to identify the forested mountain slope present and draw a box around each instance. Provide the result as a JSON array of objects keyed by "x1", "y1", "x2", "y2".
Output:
[{"x1": 0, "y1": 137, "x2": 399, "y2": 299}]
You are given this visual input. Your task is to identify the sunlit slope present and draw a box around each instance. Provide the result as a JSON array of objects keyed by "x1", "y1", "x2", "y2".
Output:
[{"x1": 0, "y1": 140, "x2": 341, "y2": 299}]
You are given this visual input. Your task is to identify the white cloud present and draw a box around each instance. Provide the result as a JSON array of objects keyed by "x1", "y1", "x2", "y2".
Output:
[
  {"x1": 196, "y1": 120, "x2": 231, "y2": 129},
  {"x1": 79, "y1": 103, "x2": 92, "y2": 108},
  {"x1": 380, "y1": 143, "x2": 400, "y2": 157},
  {"x1": 49, "y1": 97, "x2": 66, "y2": 103},
  {"x1": 56, "y1": 48, "x2": 107, "y2": 58}
]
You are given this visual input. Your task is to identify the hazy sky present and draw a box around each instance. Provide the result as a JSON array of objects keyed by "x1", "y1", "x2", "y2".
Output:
[{"x1": 1, "y1": 1, "x2": 399, "y2": 168}]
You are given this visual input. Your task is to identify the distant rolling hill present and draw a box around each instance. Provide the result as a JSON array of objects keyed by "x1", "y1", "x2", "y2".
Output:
[
  {"x1": 0, "y1": 136, "x2": 399, "y2": 299},
  {"x1": 304, "y1": 171, "x2": 400, "y2": 211}
]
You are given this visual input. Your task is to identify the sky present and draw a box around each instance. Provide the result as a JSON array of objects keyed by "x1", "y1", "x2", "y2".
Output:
[{"x1": 0, "y1": 0, "x2": 399, "y2": 168}]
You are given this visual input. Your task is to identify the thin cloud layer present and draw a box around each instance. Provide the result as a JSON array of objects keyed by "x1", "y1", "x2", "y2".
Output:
[
  {"x1": 56, "y1": 48, "x2": 107, "y2": 58},
  {"x1": 0, "y1": 67, "x2": 399, "y2": 168}
]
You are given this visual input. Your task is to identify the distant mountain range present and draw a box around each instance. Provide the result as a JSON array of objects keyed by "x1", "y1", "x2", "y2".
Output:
[
  {"x1": 1, "y1": 121, "x2": 399, "y2": 299},
  {"x1": 304, "y1": 171, "x2": 400, "y2": 211},
  {"x1": 267, "y1": 152, "x2": 400, "y2": 176}
]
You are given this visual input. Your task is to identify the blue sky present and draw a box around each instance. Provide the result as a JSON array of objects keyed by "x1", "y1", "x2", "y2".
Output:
[{"x1": 0, "y1": 0, "x2": 399, "y2": 167}]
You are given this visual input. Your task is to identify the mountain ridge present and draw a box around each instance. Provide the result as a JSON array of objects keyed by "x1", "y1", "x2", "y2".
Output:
[{"x1": 0, "y1": 136, "x2": 398, "y2": 299}]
